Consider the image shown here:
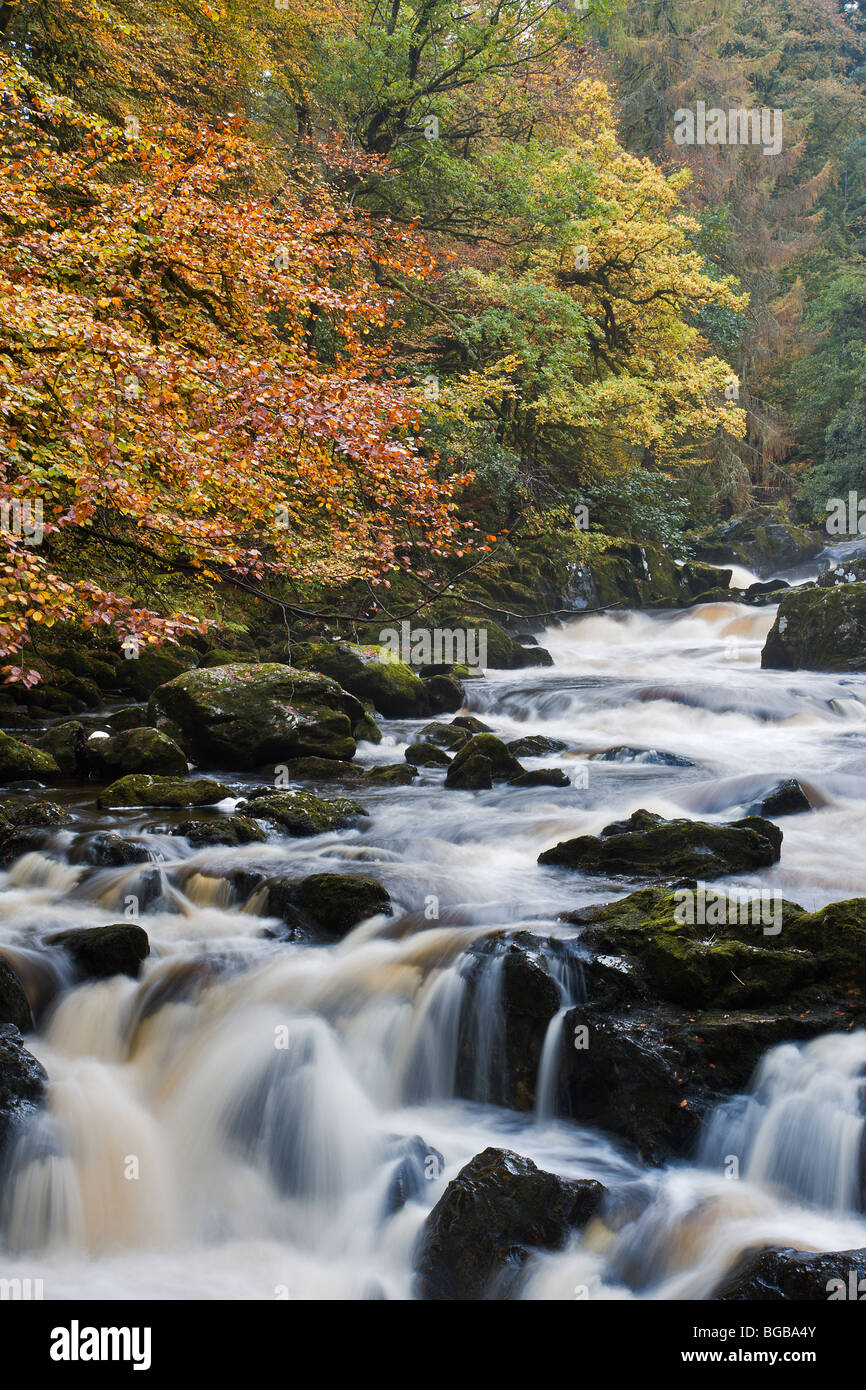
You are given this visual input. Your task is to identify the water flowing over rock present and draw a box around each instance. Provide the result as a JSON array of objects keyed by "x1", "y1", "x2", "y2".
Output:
[
  {"x1": 415, "y1": 1147, "x2": 606, "y2": 1299},
  {"x1": 538, "y1": 809, "x2": 782, "y2": 879},
  {"x1": 762, "y1": 583, "x2": 866, "y2": 671}
]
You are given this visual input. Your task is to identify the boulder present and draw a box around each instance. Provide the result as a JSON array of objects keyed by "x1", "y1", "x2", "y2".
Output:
[
  {"x1": 445, "y1": 734, "x2": 524, "y2": 785},
  {"x1": 149, "y1": 663, "x2": 363, "y2": 768},
  {"x1": 97, "y1": 775, "x2": 233, "y2": 808},
  {"x1": 242, "y1": 789, "x2": 368, "y2": 836},
  {"x1": 171, "y1": 816, "x2": 267, "y2": 847},
  {"x1": 360, "y1": 763, "x2": 418, "y2": 786},
  {"x1": 714, "y1": 1246, "x2": 866, "y2": 1301},
  {"x1": 274, "y1": 756, "x2": 361, "y2": 781},
  {"x1": 507, "y1": 736, "x2": 568, "y2": 757},
  {"x1": 0, "y1": 1024, "x2": 46, "y2": 1155},
  {"x1": 509, "y1": 768, "x2": 570, "y2": 788},
  {"x1": 419, "y1": 721, "x2": 470, "y2": 751},
  {"x1": 45, "y1": 923, "x2": 150, "y2": 980},
  {"x1": 538, "y1": 809, "x2": 781, "y2": 879},
  {"x1": 117, "y1": 643, "x2": 199, "y2": 698},
  {"x1": 29, "y1": 720, "x2": 89, "y2": 776},
  {"x1": 0, "y1": 730, "x2": 60, "y2": 783},
  {"x1": 68, "y1": 832, "x2": 153, "y2": 866},
  {"x1": 751, "y1": 779, "x2": 812, "y2": 817},
  {"x1": 762, "y1": 584, "x2": 866, "y2": 671},
  {"x1": 0, "y1": 955, "x2": 32, "y2": 1032},
  {"x1": 589, "y1": 746, "x2": 696, "y2": 767},
  {"x1": 294, "y1": 642, "x2": 430, "y2": 718},
  {"x1": 443, "y1": 753, "x2": 492, "y2": 790},
  {"x1": 263, "y1": 872, "x2": 392, "y2": 940},
  {"x1": 353, "y1": 710, "x2": 383, "y2": 745},
  {"x1": 405, "y1": 742, "x2": 451, "y2": 768},
  {"x1": 415, "y1": 1147, "x2": 606, "y2": 1300},
  {"x1": 422, "y1": 674, "x2": 465, "y2": 713},
  {"x1": 86, "y1": 726, "x2": 188, "y2": 778},
  {"x1": 451, "y1": 716, "x2": 493, "y2": 734}
]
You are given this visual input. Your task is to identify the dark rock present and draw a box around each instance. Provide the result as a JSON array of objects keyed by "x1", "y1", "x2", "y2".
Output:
[
  {"x1": 275, "y1": 756, "x2": 361, "y2": 780},
  {"x1": 117, "y1": 644, "x2": 199, "y2": 698},
  {"x1": 85, "y1": 726, "x2": 188, "y2": 778},
  {"x1": 383, "y1": 1135, "x2": 446, "y2": 1216},
  {"x1": 361, "y1": 763, "x2": 418, "y2": 786},
  {"x1": 509, "y1": 768, "x2": 570, "y2": 788},
  {"x1": 589, "y1": 745, "x2": 696, "y2": 767},
  {"x1": 423, "y1": 674, "x2": 465, "y2": 713},
  {"x1": 419, "y1": 721, "x2": 471, "y2": 751},
  {"x1": 45, "y1": 923, "x2": 150, "y2": 980},
  {"x1": 68, "y1": 832, "x2": 153, "y2": 867},
  {"x1": 0, "y1": 955, "x2": 32, "y2": 1031},
  {"x1": 294, "y1": 642, "x2": 430, "y2": 718},
  {"x1": 751, "y1": 779, "x2": 812, "y2": 818},
  {"x1": 149, "y1": 663, "x2": 363, "y2": 767},
  {"x1": 0, "y1": 1024, "x2": 47, "y2": 1155},
  {"x1": 451, "y1": 716, "x2": 493, "y2": 734},
  {"x1": 415, "y1": 1147, "x2": 606, "y2": 1300},
  {"x1": 443, "y1": 753, "x2": 492, "y2": 790},
  {"x1": 242, "y1": 789, "x2": 368, "y2": 836},
  {"x1": 171, "y1": 815, "x2": 268, "y2": 847},
  {"x1": 538, "y1": 809, "x2": 781, "y2": 880},
  {"x1": 457, "y1": 940, "x2": 561, "y2": 1110},
  {"x1": 353, "y1": 710, "x2": 383, "y2": 745},
  {"x1": 405, "y1": 742, "x2": 451, "y2": 768},
  {"x1": 29, "y1": 720, "x2": 89, "y2": 776},
  {"x1": 445, "y1": 734, "x2": 524, "y2": 785},
  {"x1": 714, "y1": 1246, "x2": 866, "y2": 1301},
  {"x1": 695, "y1": 507, "x2": 821, "y2": 577},
  {"x1": 507, "y1": 736, "x2": 568, "y2": 757},
  {"x1": 261, "y1": 872, "x2": 391, "y2": 940}
]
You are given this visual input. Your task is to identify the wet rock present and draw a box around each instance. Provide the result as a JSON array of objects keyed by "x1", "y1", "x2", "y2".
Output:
[
  {"x1": 0, "y1": 828, "x2": 50, "y2": 867},
  {"x1": 745, "y1": 578, "x2": 790, "y2": 599},
  {"x1": 242, "y1": 789, "x2": 368, "y2": 836},
  {"x1": 556, "y1": 1007, "x2": 702, "y2": 1163},
  {"x1": 509, "y1": 768, "x2": 570, "y2": 788},
  {"x1": 29, "y1": 720, "x2": 89, "y2": 776},
  {"x1": 451, "y1": 716, "x2": 493, "y2": 735},
  {"x1": 4, "y1": 801, "x2": 71, "y2": 829},
  {"x1": 817, "y1": 557, "x2": 866, "y2": 587},
  {"x1": 149, "y1": 663, "x2": 363, "y2": 767},
  {"x1": 171, "y1": 815, "x2": 267, "y2": 847},
  {"x1": 85, "y1": 726, "x2": 188, "y2": 778},
  {"x1": 445, "y1": 734, "x2": 524, "y2": 786},
  {"x1": 422, "y1": 674, "x2": 465, "y2": 713},
  {"x1": 264, "y1": 872, "x2": 392, "y2": 940},
  {"x1": 360, "y1": 763, "x2": 418, "y2": 786},
  {"x1": 107, "y1": 706, "x2": 152, "y2": 732},
  {"x1": 353, "y1": 710, "x2": 383, "y2": 745},
  {"x1": 507, "y1": 736, "x2": 568, "y2": 757},
  {"x1": 443, "y1": 753, "x2": 492, "y2": 790},
  {"x1": 419, "y1": 721, "x2": 470, "y2": 751},
  {"x1": 68, "y1": 832, "x2": 153, "y2": 866},
  {"x1": 97, "y1": 775, "x2": 233, "y2": 808},
  {"x1": 0, "y1": 1024, "x2": 46, "y2": 1155},
  {"x1": 415, "y1": 1147, "x2": 606, "y2": 1300},
  {"x1": 45, "y1": 923, "x2": 150, "y2": 980},
  {"x1": 538, "y1": 809, "x2": 781, "y2": 880},
  {"x1": 568, "y1": 542, "x2": 700, "y2": 610},
  {"x1": 713, "y1": 1246, "x2": 866, "y2": 1301},
  {"x1": 589, "y1": 745, "x2": 696, "y2": 767},
  {"x1": 0, "y1": 731, "x2": 60, "y2": 784},
  {"x1": 276, "y1": 756, "x2": 361, "y2": 781},
  {"x1": 383, "y1": 1135, "x2": 446, "y2": 1216},
  {"x1": 750, "y1": 779, "x2": 812, "y2": 817},
  {"x1": 294, "y1": 642, "x2": 430, "y2": 718},
  {"x1": 404, "y1": 742, "x2": 451, "y2": 768},
  {"x1": 0, "y1": 955, "x2": 32, "y2": 1032},
  {"x1": 762, "y1": 583, "x2": 866, "y2": 671}
]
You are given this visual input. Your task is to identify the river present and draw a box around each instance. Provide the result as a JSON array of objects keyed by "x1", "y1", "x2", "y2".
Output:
[{"x1": 2, "y1": 588, "x2": 866, "y2": 1300}]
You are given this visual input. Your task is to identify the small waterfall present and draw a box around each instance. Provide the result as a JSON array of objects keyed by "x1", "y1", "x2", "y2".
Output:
[{"x1": 700, "y1": 1031, "x2": 866, "y2": 1211}]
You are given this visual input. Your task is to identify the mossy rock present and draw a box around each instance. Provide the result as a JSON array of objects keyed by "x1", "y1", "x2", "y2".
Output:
[
  {"x1": 360, "y1": 763, "x2": 418, "y2": 786},
  {"x1": 276, "y1": 756, "x2": 361, "y2": 780},
  {"x1": 507, "y1": 735, "x2": 567, "y2": 757},
  {"x1": 29, "y1": 721, "x2": 88, "y2": 777},
  {"x1": 695, "y1": 506, "x2": 820, "y2": 578},
  {"x1": 97, "y1": 775, "x2": 233, "y2": 808},
  {"x1": 242, "y1": 789, "x2": 368, "y2": 836},
  {"x1": 445, "y1": 734, "x2": 523, "y2": 785},
  {"x1": 510, "y1": 768, "x2": 570, "y2": 788},
  {"x1": 295, "y1": 641, "x2": 431, "y2": 718},
  {"x1": 762, "y1": 583, "x2": 866, "y2": 671},
  {"x1": 353, "y1": 710, "x2": 382, "y2": 745},
  {"x1": 149, "y1": 663, "x2": 361, "y2": 768},
  {"x1": 0, "y1": 731, "x2": 60, "y2": 784},
  {"x1": 539, "y1": 809, "x2": 781, "y2": 879},
  {"x1": 444, "y1": 753, "x2": 493, "y2": 790},
  {"x1": 291, "y1": 872, "x2": 392, "y2": 938},
  {"x1": 171, "y1": 816, "x2": 267, "y2": 847},
  {"x1": 45, "y1": 924, "x2": 150, "y2": 980},
  {"x1": 86, "y1": 727, "x2": 188, "y2": 778},
  {"x1": 420, "y1": 721, "x2": 470, "y2": 751},
  {"x1": 405, "y1": 741, "x2": 451, "y2": 768}
]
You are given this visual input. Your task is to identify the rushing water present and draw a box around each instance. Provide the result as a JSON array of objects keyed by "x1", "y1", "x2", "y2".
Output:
[{"x1": 3, "y1": 593, "x2": 866, "y2": 1299}]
